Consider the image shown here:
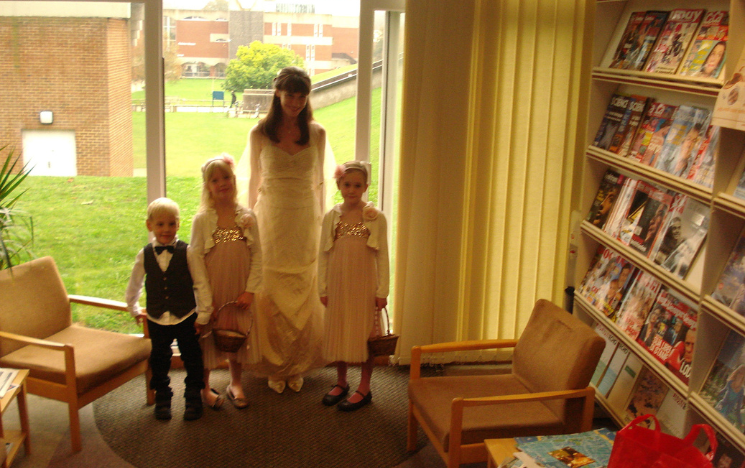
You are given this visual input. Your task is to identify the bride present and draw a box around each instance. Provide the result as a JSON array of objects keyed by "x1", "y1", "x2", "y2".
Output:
[{"x1": 237, "y1": 66, "x2": 332, "y2": 393}]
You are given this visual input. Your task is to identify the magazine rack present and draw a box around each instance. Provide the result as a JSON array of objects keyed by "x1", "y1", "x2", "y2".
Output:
[{"x1": 573, "y1": 0, "x2": 745, "y2": 459}]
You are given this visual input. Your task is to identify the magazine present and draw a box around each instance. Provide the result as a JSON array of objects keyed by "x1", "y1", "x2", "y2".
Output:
[
  {"x1": 603, "y1": 178, "x2": 639, "y2": 239},
  {"x1": 591, "y1": 322, "x2": 619, "y2": 387},
  {"x1": 585, "y1": 169, "x2": 625, "y2": 230},
  {"x1": 655, "y1": 105, "x2": 712, "y2": 177},
  {"x1": 514, "y1": 429, "x2": 615, "y2": 468},
  {"x1": 709, "y1": 433, "x2": 745, "y2": 468},
  {"x1": 628, "y1": 101, "x2": 678, "y2": 166},
  {"x1": 608, "y1": 12, "x2": 648, "y2": 69},
  {"x1": 609, "y1": 95, "x2": 650, "y2": 157},
  {"x1": 624, "y1": 366, "x2": 670, "y2": 425},
  {"x1": 615, "y1": 271, "x2": 663, "y2": 342},
  {"x1": 594, "y1": 255, "x2": 637, "y2": 322},
  {"x1": 617, "y1": 180, "x2": 662, "y2": 247},
  {"x1": 623, "y1": 11, "x2": 670, "y2": 71},
  {"x1": 700, "y1": 329, "x2": 745, "y2": 434},
  {"x1": 597, "y1": 342, "x2": 629, "y2": 397},
  {"x1": 0, "y1": 368, "x2": 18, "y2": 398},
  {"x1": 712, "y1": 228, "x2": 745, "y2": 309},
  {"x1": 734, "y1": 163, "x2": 745, "y2": 201},
  {"x1": 649, "y1": 194, "x2": 710, "y2": 279},
  {"x1": 645, "y1": 9, "x2": 706, "y2": 74},
  {"x1": 656, "y1": 390, "x2": 688, "y2": 438},
  {"x1": 593, "y1": 93, "x2": 632, "y2": 151},
  {"x1": 606, "y1": 353, "x2": 643, "y2": 412},
  {"x1": 678, "y1": 11, "x2": 729, "y2": 79},
  {"x1": 577, "y1": 246, "x2": 616, "y2": 305},
  {"x1": 627, "y1": 183, "x2": 673, "y2": 256},
  {"x1": 687, "y1": 125, "x2": 720, "y2": 188},
  {"x1": 712, "y1": 44, "x2": 745, "y2": 130}
]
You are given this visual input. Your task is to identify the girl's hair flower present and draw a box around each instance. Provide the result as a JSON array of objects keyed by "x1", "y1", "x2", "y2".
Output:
[
  {"x1": 222, "y1": 154, "x2": 235, "y2": 167},
  {"x1": 362, "y1": 202, "x2": 378, "y2": 221},
  {"x1": 333, "y1": 164, "x2": 345, "y2": 180}
]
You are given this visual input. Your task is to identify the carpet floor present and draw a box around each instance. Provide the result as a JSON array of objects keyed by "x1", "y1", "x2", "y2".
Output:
[{"x1": 93, "y1": 365, "x2": 437, "y2": 468}]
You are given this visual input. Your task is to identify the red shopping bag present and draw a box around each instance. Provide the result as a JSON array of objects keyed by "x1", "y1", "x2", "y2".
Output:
[{"x1": 608, "y1": 414, "x2": 716, "y2": 468}]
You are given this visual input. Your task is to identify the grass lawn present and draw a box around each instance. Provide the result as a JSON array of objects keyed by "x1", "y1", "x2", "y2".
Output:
[{"x1": 16, "y1": 79, "x2": 384, "y2": 333}]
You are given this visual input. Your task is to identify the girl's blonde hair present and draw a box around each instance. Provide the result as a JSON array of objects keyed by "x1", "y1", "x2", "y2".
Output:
[
  {"x1": 334, "y1": 161, "x2": 369, "y2": 187},
  {"x1": 199, "y1": 153, "x2": 238, "y2": 211}
]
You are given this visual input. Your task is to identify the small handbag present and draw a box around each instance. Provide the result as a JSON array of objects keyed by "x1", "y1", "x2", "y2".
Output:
[
  {"x1": 368, "y1": 307, "x2": 399, "y2": 357},
  {"x1": 607, "y1": 414, "x2": 716, "y2": 468}
]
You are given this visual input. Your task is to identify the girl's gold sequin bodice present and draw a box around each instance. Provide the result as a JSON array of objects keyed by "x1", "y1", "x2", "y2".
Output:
[
  {"x1": 334, "y1": 221, "x2": 370, "y2": 240},
  {"x1": 212, "y1": 226, "x2": 246, "y2": 244}
]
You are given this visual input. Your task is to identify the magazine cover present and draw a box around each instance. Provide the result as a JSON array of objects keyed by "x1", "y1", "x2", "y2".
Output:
[
  {"x1": 623, "y1": 11, "x2": 670, "y2": 71},
  {"x1": 712, "y1": 229, "x2": 745, "y2": 309},
  {"x1": 624, "y1": 366, "x2": 670, "y2": 425},
  {"x1": 586, "y1": 169, "x2": 625, "y2": 230},
  {"x1": 608, "y1": 12, "x2": 648, "y2": 69},
  {"x1": 636, "y1": 288, "x2": 698, "y2": 385},
  {"x1": 597, "y1": 342, "x2": 629, "y2": 397},
  {"x1": 700, "y1": 329, "x2": 745, "y2": 434},
  {"x1": 591, "y1": 322, "x2": 619, "y2": 386},
  {"x1": 609, "y1": 95, "x2": 651, "y2": 157},
  {"x1": 603, "y1": 178, "x2": 639, "y2": 239},
  {"x1": 650, "y1": 194, "x2": 710, "y2": 279},
  {"x1": 628, "y1": 101, "x2": 678, "y2": 165},
  {"x1": 655, "y1": 105, "x2": 712, "y2": 177},
  {"x1": 688, "y1": 125, "x2": 720, "y2": 188},
  {"x1": 515, "y1": 429, "x2": 615, "y2": 468},
  {"x1": 712, "y1": 46, "x2": 745, "y2": 130},
  {"x1": 615, "y1": 271, "x2": 663, "y2": 342},
  {"x1": 617, "y1": 180, "x2": 657, "y2": 246},
  {"x1": 592, "y1": 255, "x2": 638, "y2": 322},
  {"x1": 645, "y1": 9, "x2": 706, "y2": 74},
  {"x1": 577, "y1": 246, "x2": 615, "y2": 304},
  {"x1": 709, "y1": 433, "x2": 745, "y2": 468},
  {"x1": 593, "y1": 93, "x2": 632, "y2": 151},
  {"x1": 656, "y1": 390, "x2": 688, "y2": 438},
  {"x1": 606, "y1": 353, "x2": 643, "y2": 412},
  {"x1": 627, "y1": 184, "x2": 673, "y2": 256},
  {"x1": 678, "y1": 11, "x2": 729, "y2": 79}
]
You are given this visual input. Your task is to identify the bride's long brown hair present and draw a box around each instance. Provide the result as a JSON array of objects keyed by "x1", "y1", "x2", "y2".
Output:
[{"x1": 257, "y1": 66, "x2": 314, "y2": 145}]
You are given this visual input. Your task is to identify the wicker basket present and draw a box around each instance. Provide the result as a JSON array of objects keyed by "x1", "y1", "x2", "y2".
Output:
[
  {"x1": 212, "y1": 302, "x2": 251, "y2": 353},
  {"x1": 367, "y1": 307, "x2": 399, "y2": 357}
]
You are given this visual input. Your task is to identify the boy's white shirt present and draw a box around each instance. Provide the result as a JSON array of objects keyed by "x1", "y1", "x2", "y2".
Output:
[
  {"x1": 317, "y1": 202, "x2": 390, "y2": 299},
  {"x1": 125, "y1": 235, "x2": 214, "y2": 325}
]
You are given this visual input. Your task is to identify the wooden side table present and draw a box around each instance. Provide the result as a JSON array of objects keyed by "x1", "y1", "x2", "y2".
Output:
[
  {"x1": 0, "y1": 370, "x2": 30, "y2": 467},
  {"x1": 485, "y1": 438, "x2": 517, "y2": 468}
]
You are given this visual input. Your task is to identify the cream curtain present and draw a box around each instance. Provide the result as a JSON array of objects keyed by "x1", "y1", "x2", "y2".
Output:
[{"x1": 394, "y1": 0, "x2": 592, "y2": 363}]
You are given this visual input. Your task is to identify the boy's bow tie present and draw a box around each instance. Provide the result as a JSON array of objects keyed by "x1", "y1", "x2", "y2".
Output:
[{"x1": 155, "y1": 245, "x2": 175, "y2": 254}]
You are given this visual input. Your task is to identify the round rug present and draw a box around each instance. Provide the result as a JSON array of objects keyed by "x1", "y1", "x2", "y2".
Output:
[{"x1": 93, "y1": 365, "x2": 432, "y2": 468}]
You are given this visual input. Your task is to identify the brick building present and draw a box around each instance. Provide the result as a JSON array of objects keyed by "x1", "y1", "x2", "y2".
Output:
[{"x1": 0, "y1": 10, "x2": 134, "y2": 177}]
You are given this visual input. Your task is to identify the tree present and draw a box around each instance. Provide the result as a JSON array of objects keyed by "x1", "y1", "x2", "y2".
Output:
[
  {"x1": 223, "y1": 41, "x2": 304, "y2": 91},
  {"x1": 204, "y1": 0, "x2": 228, "y2": 11},
  {"x1": 131, "y1": 34, "x2": 182, "y2": 84}
]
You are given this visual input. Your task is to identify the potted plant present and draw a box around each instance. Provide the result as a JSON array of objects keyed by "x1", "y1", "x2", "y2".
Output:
[{"x1": 0, "y1": 145, "x2": 34, "y2": 269}]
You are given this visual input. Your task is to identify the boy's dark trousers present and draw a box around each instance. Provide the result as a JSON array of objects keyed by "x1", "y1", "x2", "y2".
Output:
[{"x1": 148, "y1": 314, "x2": 204, "y2": 407}]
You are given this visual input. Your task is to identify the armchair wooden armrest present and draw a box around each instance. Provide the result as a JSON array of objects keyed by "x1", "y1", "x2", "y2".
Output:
[
  {"x1": 68, "y1": 295, "x2": 149, "y2": 337},
  {"x1": 447, "y1": 387, "x2": 596, "y2": 459},
  {"x1": 410, "y1": 339, "x2": 519, "y2": 379},
  {"x1": 0, "y1": 331, "x2": 69, "y2": 352}
]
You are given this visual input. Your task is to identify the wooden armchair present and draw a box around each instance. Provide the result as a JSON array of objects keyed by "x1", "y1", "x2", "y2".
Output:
[
  {"x1": 0, "y1": 257, "x2": 153, "y2": 452},
  {"x1": 407, "y1": 299, "x2": 605, "y2": 468}
]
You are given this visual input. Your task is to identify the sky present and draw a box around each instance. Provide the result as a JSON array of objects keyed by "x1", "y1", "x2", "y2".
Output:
[{"x1": 163, "y1": 0, "x2": 360, "y2": 16}]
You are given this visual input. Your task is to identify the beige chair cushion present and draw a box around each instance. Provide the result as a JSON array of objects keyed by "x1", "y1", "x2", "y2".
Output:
[
  {"x1": 0, "y1": 325, "x2": 151, "y2": 395},
  {"x1": 408, "y1": 374, "x2": 564, "y2": 449}
]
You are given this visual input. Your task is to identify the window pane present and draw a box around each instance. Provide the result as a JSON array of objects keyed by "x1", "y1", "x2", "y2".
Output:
[{"x1": 1, "y1": 1, "x2": 147, "y2": 333}]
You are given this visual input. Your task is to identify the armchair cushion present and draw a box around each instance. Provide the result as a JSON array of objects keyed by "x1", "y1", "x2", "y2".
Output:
[
  {"x1": 409, "y1": 374, "x2": 564, "y2": 449},
  {"x1": 0, "y1": 325, "x2": 151, "y2": 395}
]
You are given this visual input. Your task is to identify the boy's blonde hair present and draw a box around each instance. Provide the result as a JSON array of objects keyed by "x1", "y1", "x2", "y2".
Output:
[
  {"x1": 147, "y1": 197, "x2": 180, "y2": 220},
  {"x1": 199, "y1": 153, "x2": 238, "y2": 211}
]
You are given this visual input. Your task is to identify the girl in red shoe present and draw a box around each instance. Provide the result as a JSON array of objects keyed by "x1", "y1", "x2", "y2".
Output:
[{"x1": 318, "y1": 161, "x2": 390, "y2": 411}]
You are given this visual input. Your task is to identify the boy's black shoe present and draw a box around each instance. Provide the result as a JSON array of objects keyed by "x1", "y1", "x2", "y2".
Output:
[
  {"x1": 183, "y1": 401, "x2": 203, "y2": 421},
  {"x1": 154, "y1": 391, "x2": 173, "y2": 420},
  {"x1": 155, "y1": 403, "x2": 172, "y2": 420}
]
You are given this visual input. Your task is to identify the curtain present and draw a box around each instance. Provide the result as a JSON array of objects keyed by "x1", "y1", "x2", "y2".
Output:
[{"x1": 394, "y1": 0, "x2": 592, "y2": 364}]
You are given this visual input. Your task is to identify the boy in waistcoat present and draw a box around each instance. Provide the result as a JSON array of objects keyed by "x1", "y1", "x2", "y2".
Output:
[{"x1": 126, "y1": 198, "x2": 213, "y2": 421}]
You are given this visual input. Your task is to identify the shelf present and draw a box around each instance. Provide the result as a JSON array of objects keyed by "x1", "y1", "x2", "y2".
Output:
[
  {"x1": 592, "y1": 386, "x2": 626, "y2": 428},
  {"x1": 592, "y1": 68, "x2": 722, "y2": 97},
  {"x1": 689, "y1": 392, "x2": 745, "y2": 449},
  {"x1": 580, "y1": 221, "x2": 701, "y2": 303},
  {"x1": 586, "y1": 147, "x2": 713, "y2": 205},
  {"x1": 574, "y1": 296, "x2": 688, "y2": 396},
  {"x1": 702, "y1": 295, "x2": 745, "y2": 337},
  {"x1": 714, "y1": 193, "x2": 745, "y2": 219}
]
